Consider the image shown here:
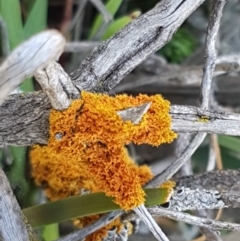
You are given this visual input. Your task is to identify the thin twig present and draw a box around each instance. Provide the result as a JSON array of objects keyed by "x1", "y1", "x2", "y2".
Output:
[
  {"x1": 70, "y1": 0, "x2": 206, "y2": 92},
  {"x1": 113, "y1": 60, "x2": 240, "y2": 93},
  {"x1": 88, "y1": 0, "x2": 113, "y2": 40},
  {"x1": 196, "y1": 210, "x2": 222, "y2": 241},
  {"x1": 65, "y1": 41, "x2": 100, "y2": 52},
  {"x1": 70, "y1": 0, "x2": 88, "y2": 31},
  {"x1": 89, "y1": 0, "x2": 112, "y2": 23},
  {"x1": 56, "y1": 211, "x2": 122, "y2": 241},
  {"x1": 196, "y1": 1, "x2": 226, "y2": 239},
  {"x1": 145, "y1": 133, "x2": 206, "y2": 188},
  {"x1": 200, "y1": 0, "x2": 226, "y2": 109},
  {"x1": 149, "y1": 207, "x2": 240, "y2": 232},
  {"x1": 134, "y1": 205, "x2": 170, "y2": 241},
  {"x1": 138, "y1": 1, "x2": 226, "y2": 191}
]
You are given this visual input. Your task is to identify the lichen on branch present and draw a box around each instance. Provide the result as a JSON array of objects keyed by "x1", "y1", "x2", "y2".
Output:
[{"x1": 30, "y1": 91, "x2": 176, "y2": 240}]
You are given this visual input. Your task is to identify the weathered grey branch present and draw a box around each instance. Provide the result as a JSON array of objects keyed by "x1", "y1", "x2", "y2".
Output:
[
  {"x1": 112, "y1": 58, "x2": 240, "y2": 94},
  {"x1": 172, "y1": 169, "x2": 240, "y2": 209},
  {"x1": 34, "y1": 62, "x2": 79, "y2": 110},
  {"x1": 0, "y1": 30, "x2": 66, "y2": 106},
  {"x1": 65, "y1": 42, "x2": 100, "y2": 52},
  {"x1": 149, "y1": 207, "x2": 240, "y2": 232},
  {"x1": 0, "y1": 168, "x2": 38, "y2": 241},
  {"x1": 2, "y1": 94, "x2": 240, "y2": 147},
  {"x1": 69, "y1": 0, "x2": 206, "y2": 92},
  {"x1": 170, "y1": 105, "x2": 240, "y2": 136},
  {"x1": 145, "y1": 133, "x2": 207, "y2": 188},
  {"x1": 56, "y1": 211, "x2": 122, "y2": 241},
  {"x1": 0, "y1": 92, "x2": 51, "y2": 147},
  {"x1": 146, "y1": 0, "x2": 226, "y2": 191},
  {"x1": 175, "y1": 169, "x2": 240, "y2": 192},
  {"x1": 200, "y1": 0, "x2": 226, "y2": 109},
  {"x1": 134, "y1": 204, "x2": 169, "y2": 241}
]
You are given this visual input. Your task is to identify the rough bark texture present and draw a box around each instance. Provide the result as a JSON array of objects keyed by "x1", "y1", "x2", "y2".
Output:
[
  {"x1": 2, "y1": 92, "x2": 240, "y2": 147},
  {"x1": 0, "y1": 168, "x2": 38, "y2": 241},
  {"x1": 174, "y1": 169, "x2": 240, "y2": 208},
  {"x1": 0, "y1": 92, "x2": 51, "y2": 147},
  {"x1": 0, "y1": 0, "x2": 208, "y2": 147},
  {"x1": 70, "y1": 0, "x2": 205, "y2": 92}
]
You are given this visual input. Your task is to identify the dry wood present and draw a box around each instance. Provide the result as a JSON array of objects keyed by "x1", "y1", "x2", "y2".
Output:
[
  {"x1": 0, "y1": 168, "x2": 38, "y2": 241},
  {"x1": 0, "y1": 30, "x2": 66, "y2": 106},
  {"x1": 69, "y1": 0, "x2": 205, "y2": 92},
  {"x1": 2, "y1": 96, "x2": 240, "y2": 147},
  {"x1": 149, "y1": 207, "x2": 240, "y2": 232}
]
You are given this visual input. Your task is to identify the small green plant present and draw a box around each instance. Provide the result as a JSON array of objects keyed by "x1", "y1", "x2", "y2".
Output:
[{"x1": 158, "y1": 28, "x2": 197, "y2": 63}]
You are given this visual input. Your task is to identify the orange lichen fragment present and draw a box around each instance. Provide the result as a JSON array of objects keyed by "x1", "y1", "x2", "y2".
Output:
[
  {"x1": 31, "y1": 91, "x2": 176, "y2": 210},
  {"x1": 74, "y1": 215, "x2": 132, "y2": 241}
]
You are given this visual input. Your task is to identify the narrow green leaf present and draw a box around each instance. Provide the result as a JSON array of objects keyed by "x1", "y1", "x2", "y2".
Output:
[
  {"x1": 22, "y1": 0, "x2": 48, "y2": 92},
  {"x1": 42, "y1": 224, "x2": 59, "y2": 241},
  {"x1": 0, "y1": 0, "x2": 24, "y2": 49},
  {"x1": 7, "y1": 147, "x2": 29, "y2": 207},
  {"x1": 23, "y1": 188, "x2": 171, "y2": 228},
  {"x1": 102, "y1": 11, "x2": 141, "y2": 40},
  {"x1": 23, "y1": 0, "x2": 47, "y2": 39},
  {"x1": 21, "y1": 0, "x2": 35, "y2": 12},
  {"x1": 89, "y1": 0, "x2": 123, "y2": 39},
  {"x1": 0, "y1": 0, "x2": 35, "y2": 91},
  {"x1": 218, "y1": 135, "x2": 240, "y2": 153}
]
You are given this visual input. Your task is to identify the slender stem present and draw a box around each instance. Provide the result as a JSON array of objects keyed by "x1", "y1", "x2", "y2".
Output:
[
  {"x1": 134, "y1": 205, "x2": 170, "y2": 241},
  {"x1": 200, "y1": 0, "x2": 226, "y2": 109},
  {"x1": 56, "y1": 211, "x2": 122, "y2": 241},
  {"x1": 149, "y1": 207, "x2": 240, "y2": 232},
  {"x1": 145, "y1": 133, "x2": 206, "y2": 188}
]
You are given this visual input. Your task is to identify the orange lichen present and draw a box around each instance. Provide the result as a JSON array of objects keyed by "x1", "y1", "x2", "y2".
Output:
[
  {"x1": 31, "y1": 91, "x2": 176, "y2": 208},
  {"x1": 30, "y1": 91, "x2": 176, "y2": 239}
]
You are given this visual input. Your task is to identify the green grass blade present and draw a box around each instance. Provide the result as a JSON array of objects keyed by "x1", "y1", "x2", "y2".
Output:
[
  {"x1": 42, "y1": 224, "x2": 59, "y2": 241},
  {"x1": 218, "y1": 135, "x2": 240, "y2": 153},
  {"x1": 23, "y1": 188, "x2": 171, "y2": 228},
  {"x1": 89, "y1": 0, "x2": 123, "y2": 39},
  {"x1": 7, "y1": 147, "x2": 30, "y2": 207},
  {"x1": 22, "y1": 0, "x2": 48, "y2": 92},
  {"x1": 23, "y1": 0, "x2": 47, "y2": 39},
  {"x1": 0, "y1": 0, "x2": 24, "y2": 49},
  {"x1": 102, "y1": 11, "x2": 140, "y2": 40}
]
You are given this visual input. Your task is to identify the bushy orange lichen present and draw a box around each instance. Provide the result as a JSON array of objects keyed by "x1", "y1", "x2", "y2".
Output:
[
  {"x1": 30, "y1": 91, "x2": 176, "y2": 239},
  {"x1": 31, "y1": 91, "x2": 176, "y2": 207}
]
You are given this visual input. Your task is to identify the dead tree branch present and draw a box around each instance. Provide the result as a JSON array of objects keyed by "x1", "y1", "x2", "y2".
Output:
[
  {"x1": 0, "y1": 168, "x2": 38, "y2": 241},
  {"x1": 149, "y1": 207, "x2": 240, "y2": 232}
]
